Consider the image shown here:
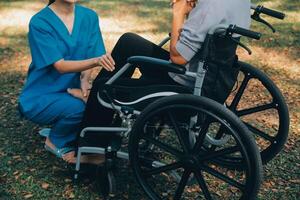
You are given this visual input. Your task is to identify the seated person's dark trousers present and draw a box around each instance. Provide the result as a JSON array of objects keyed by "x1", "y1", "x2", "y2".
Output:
[{"x1": 78, "y1": 33, "x2": 182, "y2": 147}]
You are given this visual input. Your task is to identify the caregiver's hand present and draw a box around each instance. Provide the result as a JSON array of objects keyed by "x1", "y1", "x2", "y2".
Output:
[
  {"x1": 80, "y1": 78, "x2": 91, "y2": 98},
  {"x1": 97, "y1": 53, "x2": 115, "y2": 72}
]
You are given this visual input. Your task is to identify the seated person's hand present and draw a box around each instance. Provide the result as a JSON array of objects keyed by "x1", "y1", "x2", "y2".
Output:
[{"x1": 171, "y1": 0, "x2": 197, "y2": 15}]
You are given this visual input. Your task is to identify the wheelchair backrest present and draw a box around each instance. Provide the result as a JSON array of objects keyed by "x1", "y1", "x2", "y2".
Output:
[
  {"x1": 205, "y1": 34, "x2": 239, "y2": 67},
  {"x1": 192, "y1": 34, "x2": 240, "y2": 104}
]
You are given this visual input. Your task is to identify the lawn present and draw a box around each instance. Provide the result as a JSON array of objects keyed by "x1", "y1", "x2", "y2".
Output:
[{"x1": 0, "y1": 0, "x2": 299, "y2": 199}]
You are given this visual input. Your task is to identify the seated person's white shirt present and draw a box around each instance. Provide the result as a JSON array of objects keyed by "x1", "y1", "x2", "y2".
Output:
[{"x1": 170, "y1": 0, "x2": 251, "y2": 87}]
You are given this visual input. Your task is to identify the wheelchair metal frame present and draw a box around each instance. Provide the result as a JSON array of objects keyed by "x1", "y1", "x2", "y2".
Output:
[
  {"x1": 72, "y1": 5, "x2": 289, "y2": 195},
  {"x1": 45, "y1": 2, "x2": 287, "y2": 198},
  {"x1": 74, "y1": 24, "x2": 258, "y2": 180}
]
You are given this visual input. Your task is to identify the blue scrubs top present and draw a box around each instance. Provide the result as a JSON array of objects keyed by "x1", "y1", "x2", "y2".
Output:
[{"x1": 19, "y1": 4, "x2": 106, "y2": 119}]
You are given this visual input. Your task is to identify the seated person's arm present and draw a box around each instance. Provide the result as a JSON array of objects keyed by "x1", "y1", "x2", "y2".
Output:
[
  {"x1": 170, "y1": 0, "x2": 196, "y2": 65},
  {"x1": 171, "y1": 0, "x2": 228, "y2": 67}
]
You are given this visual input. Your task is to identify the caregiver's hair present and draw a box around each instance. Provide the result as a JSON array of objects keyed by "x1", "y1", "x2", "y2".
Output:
[{"x1": 48, "y1": 0, "x2": 55, "y2": 5}]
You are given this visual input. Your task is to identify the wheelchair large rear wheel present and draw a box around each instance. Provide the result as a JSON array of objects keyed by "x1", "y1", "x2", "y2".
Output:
[
  {"x1": 226, "y1": 61, "x2": 289, "y2": 164},
  {"x1": 129, "y1": 95, "x2": 262, "y2": 200}
]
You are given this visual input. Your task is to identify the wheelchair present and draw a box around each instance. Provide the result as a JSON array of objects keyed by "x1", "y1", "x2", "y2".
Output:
[{"x1": 74, "y1": 5, "x2": 289, "y2": 200}]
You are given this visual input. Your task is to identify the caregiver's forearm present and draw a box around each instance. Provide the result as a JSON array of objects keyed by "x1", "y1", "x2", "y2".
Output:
[
  {"x1": 170, "y1": 12, "x2": 187, "y2": 65},
  {"x1": 54, "y1": 58, "x2": 99, "y2": 74}
]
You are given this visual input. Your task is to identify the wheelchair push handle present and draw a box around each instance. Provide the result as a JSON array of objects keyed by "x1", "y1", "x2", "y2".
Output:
[
  {"x1": 259, "y1": 6, "x2": 285, "y2": 19},
  {"x1": 227, "y1": 25, "x2": 261, "y2": 40},
  {"x1": 251, "y1": 4, "x2": 285, "y2": 20},
  {"x1": 251, "y1": 4, "x2": 285, "y2": 33}
]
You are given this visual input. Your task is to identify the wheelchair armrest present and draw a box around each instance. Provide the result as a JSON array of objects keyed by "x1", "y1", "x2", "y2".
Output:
[{"x1": 127, "y1": 56, "x2": 186, "y2": 74}]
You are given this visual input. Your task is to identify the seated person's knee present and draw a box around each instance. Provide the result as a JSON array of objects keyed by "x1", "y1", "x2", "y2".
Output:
[{"x1": 118, "y1": 32, "x2": 140, "y2": 45}]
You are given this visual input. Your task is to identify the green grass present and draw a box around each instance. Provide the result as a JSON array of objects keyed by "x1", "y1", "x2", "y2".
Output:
[{"x1": 0, "y1": 0, "x2": 299, "y2": 199}]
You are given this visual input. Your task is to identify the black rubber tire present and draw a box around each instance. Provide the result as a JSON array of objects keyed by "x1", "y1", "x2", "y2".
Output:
[
  {"x1": 228, "y1": 61, "x2": 289, "y2": 164},
  {"x1": 129, "y1": 94, "x2": 263, "y2": 200}
]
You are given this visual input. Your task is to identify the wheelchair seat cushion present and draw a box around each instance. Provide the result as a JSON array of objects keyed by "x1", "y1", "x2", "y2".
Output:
[{"x1": 99, "y1": 83, "x2": 192, "y2": 111}]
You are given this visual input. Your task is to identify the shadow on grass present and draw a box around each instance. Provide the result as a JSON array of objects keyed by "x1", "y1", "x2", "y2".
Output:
[
  {"x1": 0, "y1": 0, "x2": 299, "y2": 199},
  {"x1": 244, "y1": 21, "x2": 300, "y2": 60},
  {"x1": 0, "y1": 32, "x2": 27, "y2": 62},
  {"x1": 278, "y1": 0, "x2": 300, "y2": 12},
  {"x1": 252, "y1": 0, "x2": 300, "y2": 11},
  {"x1": 0, "y1": 70, "x2": 145, "y2": 199}
]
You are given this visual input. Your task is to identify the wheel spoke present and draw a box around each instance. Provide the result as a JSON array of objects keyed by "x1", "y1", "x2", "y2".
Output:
[
  {"x1": 144, "y1": 162, "x2": 182, "y2": 177},
  {"x1": 200, "y1": 165, "x2": 245, "y2": 191},
  {"x1": 229, "y1": 74, "x2": 251, "y2": 111},
  {"x1": 245, "y1": 122, "x2": 275, "y2": 142},
  {"x1": 142, "y1": 135, "x2": 183, "y2": 158},
  {"x1": 236, "y1": 103, "x2": 276, "y2": 117},
  {"x1": 174, "y1": 170, "x2": 191, "y2": 200},
  {"x1": 199, "y1": 146, "x2": 240, "y2": 161},
  {"x1": 216, "y1": 125, "x2": 225, "y2": 138},
  {"x1": 194, "y1": 171, "x2": 213, "y2": 200},
  {"x1": 167, "y1": 111, "x2": 190, "y2": 153},
  {"x1": 192, "y1": 123, "x2": 210, "y2": 154}
]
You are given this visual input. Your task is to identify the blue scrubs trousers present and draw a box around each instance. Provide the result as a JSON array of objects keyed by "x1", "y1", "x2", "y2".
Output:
[{"x1": 30, "y1": 93, "x2": 85, "y2": 148}]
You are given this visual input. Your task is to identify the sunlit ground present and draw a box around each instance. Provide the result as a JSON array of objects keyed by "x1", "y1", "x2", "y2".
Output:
[{"x1": 0, "y1": 0, "x2": 299, "y2": 199}]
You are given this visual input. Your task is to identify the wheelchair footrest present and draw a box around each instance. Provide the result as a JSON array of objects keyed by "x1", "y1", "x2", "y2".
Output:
[{"x1": 80, "y1": 127, "x2": 128, "y2": 138}]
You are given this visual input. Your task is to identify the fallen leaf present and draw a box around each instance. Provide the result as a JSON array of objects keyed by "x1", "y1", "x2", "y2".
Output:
[
  {"x1": 69, "y1": 192, "x2": 75, "y2": 199},
  {"x1": 42, "y1": 182, "x2": 50, "y2": 189},
  {"x1": 64, "y1": 178, "x2": 72, "y2": 183},
  {"x1": 290, "y1": 179, "x2": 300, "y2": 184},
  {"x1": 24, "y1": 194, "x2": 33, "y2": 199},
  {"x1": 12, "y1": 155, "x2": 21, "y2": 159}
]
